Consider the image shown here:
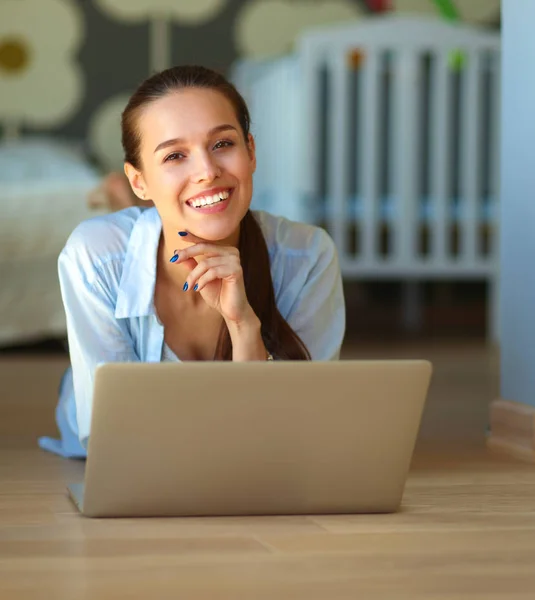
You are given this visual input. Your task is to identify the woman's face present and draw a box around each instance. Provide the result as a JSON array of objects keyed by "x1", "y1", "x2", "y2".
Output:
[{"x1": 127, "y1": 88, "x2": 256, "y2": 243}]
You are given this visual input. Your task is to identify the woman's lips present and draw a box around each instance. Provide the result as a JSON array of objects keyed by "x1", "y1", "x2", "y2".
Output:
[{"x1": 186, "y1": 188, "x2": 233, "y2": 214}]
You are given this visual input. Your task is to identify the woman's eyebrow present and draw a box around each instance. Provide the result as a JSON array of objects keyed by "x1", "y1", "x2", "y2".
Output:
[{"x1": 153, "y1": 124, "x2": 238, "y2": 154}]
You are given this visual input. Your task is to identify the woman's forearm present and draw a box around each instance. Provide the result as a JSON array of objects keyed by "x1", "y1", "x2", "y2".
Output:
[{"x1": 226, "y1": 311, "x2": 268, "y2": 362}]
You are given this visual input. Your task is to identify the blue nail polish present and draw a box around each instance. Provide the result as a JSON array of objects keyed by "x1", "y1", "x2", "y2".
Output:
[
  {"x1": 169, "y1": 254, "x2": 178, "y2": 263},
  {"x1": 178, "y1": 231, "x2": 188, "y2": 237},
  {"x1": 193, "y1": 284, "x2": 199, "y2": 292},
  {"x1": 183, "y1": 282, "x2": 189, "y2": 291}
]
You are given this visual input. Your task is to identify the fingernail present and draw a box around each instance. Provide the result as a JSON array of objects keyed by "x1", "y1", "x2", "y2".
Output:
[
  {"x1": 178, "y1": 231, "x2": 188, "y2": 237},
  {"x1": 183, "y1": 282, "x2": 189, "y2": 291},
  {"x1": 169, "y1": 254, "x2": 178, "y2": 263},
  {"x1": 193, "y1": 284, "x2": 199, "y2": 292}
]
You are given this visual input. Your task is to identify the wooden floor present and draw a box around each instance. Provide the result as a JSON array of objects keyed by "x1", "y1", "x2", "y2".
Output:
[{"x1": 1, "y1": 340, "x2": 535, "y2": 599}]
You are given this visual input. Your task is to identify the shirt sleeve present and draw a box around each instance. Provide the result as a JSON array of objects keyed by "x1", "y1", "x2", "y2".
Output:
[
  {"x1": 58, "y1": 251, "x2": 139, "y2": 448},
  {"x1": 284, "y1": 229, "x2": 346, "y2": 360}
]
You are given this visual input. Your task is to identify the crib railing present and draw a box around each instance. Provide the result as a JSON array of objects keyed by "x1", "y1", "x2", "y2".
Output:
[{"x1": 232, "y1": 15, "x2": 501, "y2": 338}]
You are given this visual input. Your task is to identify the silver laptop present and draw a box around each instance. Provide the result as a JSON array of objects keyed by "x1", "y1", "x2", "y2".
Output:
[{"x1": 68, "y1": 360, "x2": 432, "y2": 518}]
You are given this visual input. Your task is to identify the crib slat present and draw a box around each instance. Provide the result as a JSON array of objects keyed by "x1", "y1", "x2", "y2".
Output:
[
  {"x1": 392, "y1": 50, "x2": 421, "y2": 265},
  {"x1": 299, "y1": 43, "x2": 322, "y2": 217},
  {"x1": 327, "y1": 52, "x2": 351, "y2": 258},
  {"x1": 273, "y1": 64, "x2": 283, "y2": 217},
  {"x1": 279, "y1": 59, "x2": 296, "y2": 221},
  {"x1": 460, "y1": 49, "x2": 483, "y2": 265},
  {"x1": 251, "y1": 69, "x2": 271, "y2": 211},
  {"x1": 360, "y1": 50, "x2": 381, "y2": 264},
  {"x1": 430, "y1": 51, "x2": 452, "y2": 266},
  {"x1": 489, "y1": 50, "x2": 501, "y2": 259}
]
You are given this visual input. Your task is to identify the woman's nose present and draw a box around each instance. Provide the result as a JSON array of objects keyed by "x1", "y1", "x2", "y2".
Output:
[{"x1": 191, "y1": 151, "x2": 221, "y2": 183}]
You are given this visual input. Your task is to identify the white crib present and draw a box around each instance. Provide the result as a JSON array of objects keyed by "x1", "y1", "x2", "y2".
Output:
[{"x1": 231, "y1": 15, "x2": 501, "y2": 339}]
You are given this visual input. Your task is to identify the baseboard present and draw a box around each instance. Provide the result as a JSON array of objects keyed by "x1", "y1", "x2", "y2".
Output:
[{"x1": 487, "y1": 399, "x2": 535, "y2": 463}]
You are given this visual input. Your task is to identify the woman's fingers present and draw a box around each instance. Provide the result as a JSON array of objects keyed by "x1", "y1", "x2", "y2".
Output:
[
  {"x1": 193, "y1": 265, "x2": 241, "y2": 292},
  {"x1": 184, "y1": 257, "x2": 242, "y2": 291},
  {"x1": 177, "y1": 230, "x2": 205, "y2": 244},
  {"x1": 172, "y1": 243, "x2": 239, "y2": 264}
]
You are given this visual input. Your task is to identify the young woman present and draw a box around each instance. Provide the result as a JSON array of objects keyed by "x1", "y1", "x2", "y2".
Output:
[{"x1": 39, "y1": 65, "x2": 346, "y2": 458}]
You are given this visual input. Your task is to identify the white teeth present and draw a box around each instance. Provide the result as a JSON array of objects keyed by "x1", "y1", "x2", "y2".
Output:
[{"x1": 189, "y1": 189, "x2": 231, "y2": 208}]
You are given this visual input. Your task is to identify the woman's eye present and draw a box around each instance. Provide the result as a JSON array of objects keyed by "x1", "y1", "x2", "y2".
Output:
[
  {"x1": 213, "y1": 140, "x2": 234, "y2": 150},
  {"x1": 164, "y1": 152, "x2": 183, "y2": 162}
]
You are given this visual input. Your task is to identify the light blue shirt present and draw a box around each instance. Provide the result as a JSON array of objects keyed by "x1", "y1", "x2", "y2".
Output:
[{"x1": 38, "y1": 207, "x2": 346, "y2": 458}]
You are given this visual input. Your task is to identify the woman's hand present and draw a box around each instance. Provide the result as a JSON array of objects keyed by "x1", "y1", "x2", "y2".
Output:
[
  {"x1": 171, "y1": 238, "x2": 257, "y2": 327},
  {"x1": 171, "y1": 231, "x2": 268, "y2": 361}
]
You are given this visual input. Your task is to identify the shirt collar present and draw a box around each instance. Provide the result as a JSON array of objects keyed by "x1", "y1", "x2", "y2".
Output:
[{"x1": 115, "y1": 207, "x2": 162, "y2": 319}]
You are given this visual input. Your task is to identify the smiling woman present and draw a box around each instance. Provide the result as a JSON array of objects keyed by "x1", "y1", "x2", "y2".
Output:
[{"x1": 38, "y1": 65, "x2": 346, "y2": 459}]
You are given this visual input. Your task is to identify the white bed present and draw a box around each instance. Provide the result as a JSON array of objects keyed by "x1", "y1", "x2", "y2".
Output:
[{"x1": 0, "y1": 137, "x2": 106, "y2": 346}]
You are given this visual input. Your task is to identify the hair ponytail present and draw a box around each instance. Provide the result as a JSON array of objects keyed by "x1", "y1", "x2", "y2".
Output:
[{"x1": 213, "y1": 210, "x2": 310, "y2": 360}]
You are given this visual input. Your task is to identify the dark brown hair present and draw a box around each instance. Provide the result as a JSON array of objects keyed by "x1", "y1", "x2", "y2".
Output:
[{"x1": 121, "y1": 65, "x2": 310, "y2": 360}]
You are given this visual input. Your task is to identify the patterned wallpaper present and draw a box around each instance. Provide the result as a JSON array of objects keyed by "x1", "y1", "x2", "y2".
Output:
[{"x1": 0, "y1": 0, "x2": 500, "y2": 172}]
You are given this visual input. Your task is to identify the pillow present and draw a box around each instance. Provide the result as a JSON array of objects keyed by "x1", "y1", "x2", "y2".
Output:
[{"x1": 0, "y1": 136, "x2": 100, "y2": 185}]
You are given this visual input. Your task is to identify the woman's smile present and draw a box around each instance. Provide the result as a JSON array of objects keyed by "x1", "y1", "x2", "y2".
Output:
[{"x1": 185, "y1": 187, "x2": 233, "y2": 213}]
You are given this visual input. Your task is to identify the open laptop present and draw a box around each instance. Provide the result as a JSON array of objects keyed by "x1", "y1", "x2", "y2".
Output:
[{"x1": 68, "y1": 360, "x2": 432, "y2": 518}]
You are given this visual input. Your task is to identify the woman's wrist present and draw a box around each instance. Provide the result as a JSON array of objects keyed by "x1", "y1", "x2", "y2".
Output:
[{"x1": 226, "y1": 309, "x2": 267, "y2": 361}]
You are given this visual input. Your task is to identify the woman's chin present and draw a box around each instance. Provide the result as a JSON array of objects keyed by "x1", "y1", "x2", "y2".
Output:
[
  {"x1": 189, "y1": 221, "x2": 240, "y2": 244},
  {"x1": 189, "y1": 209, "x2": 248, "y2": 243}
]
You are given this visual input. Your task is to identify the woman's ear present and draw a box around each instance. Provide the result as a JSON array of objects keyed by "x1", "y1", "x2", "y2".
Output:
[
  {"x1": 124, "y1": 162, "x2": 149, "y2": 201},
  {"x1": 247, "y1": 134, "x2": 257, "y2": 173}
]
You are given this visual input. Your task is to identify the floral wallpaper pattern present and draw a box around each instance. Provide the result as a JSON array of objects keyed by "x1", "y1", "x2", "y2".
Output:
[
  {"x1": 392, "y1": 0, "x2": 500, "y2": 24},
  {"x1": 95, "y1": 0, "x2": 228, "y2": 24},
  {"x1": 0, "y1": 0, "x2": 500, "y2": 170},
  {"x1": 0, "y1": 0, "x2": 84, "y2": 133},
  {"x1": 235, "y1": 0, "x2": 364, "y2": 59}
]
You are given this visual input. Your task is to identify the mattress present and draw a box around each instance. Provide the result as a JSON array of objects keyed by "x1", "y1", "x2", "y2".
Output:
[{"x1": 0, "y1": 137, "x2": 107, "y2": 345}]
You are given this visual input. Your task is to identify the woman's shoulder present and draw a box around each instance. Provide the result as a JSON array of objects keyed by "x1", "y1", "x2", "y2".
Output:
[
  {"x1": 252, "y1": 210, "x2": 336, "y2": 260},
  {"x1": 252, "y1": 211, "x2": 341, "y2": 314},
  {"x1": 60, "y1": 207, "x2": 146, "y2": 266},
  {"x1": 58, "y1": 207, "x2": 152, "y2": 292}
]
